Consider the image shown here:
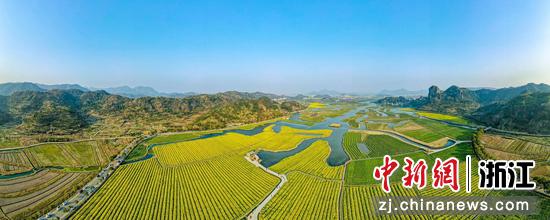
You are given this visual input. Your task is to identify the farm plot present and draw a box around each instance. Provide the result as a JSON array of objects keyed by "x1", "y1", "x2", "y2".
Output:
[
  {"x1": 308, "y1": 102, "x2": 326, "y2": 109},
  {"x1": 343, "y1": 184, "x2": 429, "y2": 220},
  {"x1": 153, "y1": 125, "x2": 331, "y2": 166},
  {"x1": 366, "y1": 122, "x2": 389, "y2": 130},
  {"x1": 73, "y1": 154, "x2": 279, "y2": 219},
  {"x1": 259, "y1": 138, "x2": 345, "y2": 219},
  {"x1": 74, "y1": 125, "x2": 334, "y2": 219},
  {"x1": 269, "y1": 140, "x2": 343, "y2": 179},
  {"x1": 364, "y1": 134, "x2": 420, "y2": 157},
  {"x1": 480, "y1": 134, "x2": 550, "y2": 161},
  {"x1": 0, "y1": 151, "x2": 33, "y2": 175},
  {"x1": 72, "y1": 126, "x2": 326, "y2": 219},
  {"x1": 343, "y1": 132, "x2": 367, "y2": 160},
  {"x1": 343, "y1": 132, "x2": 419, "y2": 160},
  {"x1": 411, "y1": 118, "x2": 472, "y2": 141},
  {"x1": 153, "y1": 133, "x2": 255, "y2": 165},
  {"x1": 396, "y1": 122, "x2": 446, "y2": 143},
  {"x1": 25, "y1": 143, "x2": 78, "y2": 167},
  {"x1": 259, "y1": 172, "x2": 341, "y2": 220},
  {"x1": 22, "y1": 138, "x2": 132, "y2": 169},
  {"x1": 394, "y1": 118, "x2": 472, "y2": 146},
  {"x1": 0, "y1": 171, "x2": 94, "y2": 219},
  {"x1": 249, "y1": 125, "x2": 332, "y2": 152},
  {"x1": 300, "y1": 104, "x2": 354, "y2": 123},
  {"x1": 417, "y1": 111, "x2": 471, "y2": 125}
]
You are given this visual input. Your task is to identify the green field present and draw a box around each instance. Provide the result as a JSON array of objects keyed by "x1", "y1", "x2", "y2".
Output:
[
  {"x1": 417, "y1": 111, "x2": 472, "y2": 125},
  {"x1": 395, "y1": 117, "x2": 472, "y2": 144},
  {"x1": 412, "y1": 118, "x2": 472, "y2": 140},
  {"x1": 0, "y1": 138, "x2": 132, "y2": 218},
  {"x1": 400, "y1": 126, "x2": 446, "y2": 143},
  {"x1": 342, "y1": 132, "x2": 420, "y2": 160},
  {"x1": 364, "y1": 134, "x2": 420, "y2": 157},
  {"x1": 1, "y1": 138, "x2": 132, "y2": 171},
  {"x1": 342, "y1": 132, "x2": 367, "y2": 159}
]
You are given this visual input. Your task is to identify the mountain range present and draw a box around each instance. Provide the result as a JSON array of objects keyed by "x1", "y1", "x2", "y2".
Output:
[
  {"x1": 376, "y1": 83, "x2": 550, "y2": 134},
  {"x1": 0, "y1": 82, "x2": 196, "y2": 98},
  {"x1": 377, "y1": 89, "x2": 426, "y2": 97},
  {"x1": 0, "y1": 89, "x2": 303, "y2": 135}
]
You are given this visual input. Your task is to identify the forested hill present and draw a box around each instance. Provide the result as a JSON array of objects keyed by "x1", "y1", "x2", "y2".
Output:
[
  {"x1": 471, "y1": 92, "x2": 550, "y2": 134},
  {"x1": 376, "y1": 83, "x2": 550, "y2": 134},
  {"x1": 377, "y1": 83, "x2": 550, "y2": 113},
  {"x1": 0, "y1": 89, "x2": 303, "y2": 135}
]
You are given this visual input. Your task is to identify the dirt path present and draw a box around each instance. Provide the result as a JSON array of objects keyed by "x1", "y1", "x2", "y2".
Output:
[{"x1": 245, "y1": 155, "x2": 287, "y2": 220}]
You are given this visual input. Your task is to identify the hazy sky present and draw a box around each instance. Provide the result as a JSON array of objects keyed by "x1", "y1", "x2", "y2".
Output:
[{"x1": 1, "y1": 0, "x2": 549, "y2": 94}]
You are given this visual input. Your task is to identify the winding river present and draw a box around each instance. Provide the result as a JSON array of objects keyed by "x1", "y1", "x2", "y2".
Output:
[{"x1": 258, "y1": 106, "x2": 369, "y2": 167}]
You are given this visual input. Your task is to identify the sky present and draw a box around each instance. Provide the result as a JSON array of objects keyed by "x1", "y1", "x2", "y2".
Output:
[{"x1": 0, "y1": 0, "x2": 549, "y2": 95}]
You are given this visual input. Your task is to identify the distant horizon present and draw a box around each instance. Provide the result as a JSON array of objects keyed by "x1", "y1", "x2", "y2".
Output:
[
  {"x1": 0, "y1": 80, "x2": 548, "y2": 96},
  {"x1": 1, "y1": 1, "x2": 549, "y2": 94}
]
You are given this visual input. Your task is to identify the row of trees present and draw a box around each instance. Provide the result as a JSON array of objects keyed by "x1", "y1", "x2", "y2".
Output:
[{"x1": 471, "y1": 128, "x2": 492, "y2": 160}]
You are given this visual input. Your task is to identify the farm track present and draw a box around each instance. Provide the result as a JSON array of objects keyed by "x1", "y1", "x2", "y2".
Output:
[{"x1": 245, "y1": 156, "x2": 287, "y2": 220}]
